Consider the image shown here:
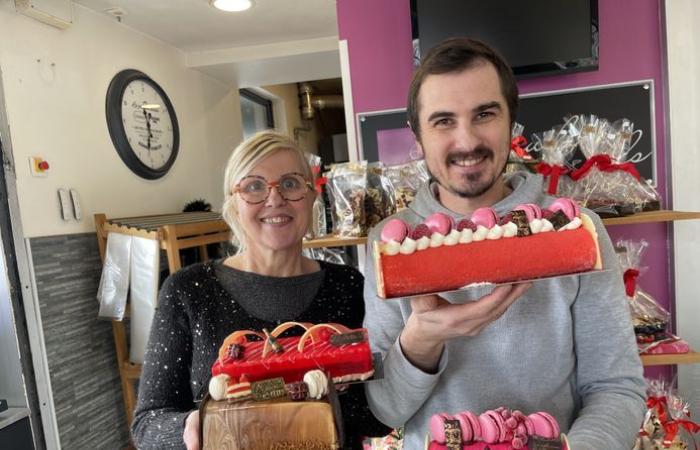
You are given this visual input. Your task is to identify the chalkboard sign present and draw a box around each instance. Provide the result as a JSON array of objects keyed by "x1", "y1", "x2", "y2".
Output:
[{"x1": 518, "y1": 81, "x2": 656, "y2": 185}]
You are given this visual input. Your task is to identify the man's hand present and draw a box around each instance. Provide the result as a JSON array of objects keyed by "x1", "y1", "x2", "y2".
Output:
[
  {"x1": 400, "y1": 283, "x2": 532, "y2": 372},
  {"x1": 183, "y1": 410, "x2": 200, "y2": 450}
]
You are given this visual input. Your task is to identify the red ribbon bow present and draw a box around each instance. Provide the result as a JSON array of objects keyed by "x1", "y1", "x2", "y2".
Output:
[
  {"x1": 535, "y1": 162, "x2": 570, "y2": 195},
  {"x1": 663, "y1": 419, "x2": 700, "y2": 449},
  {"x1": 623, "y1": 268, "x2": 640, "y2": 297},
  {"x1": 311, "y1": 165, "x2": 327, "y2": 194},
  {"x1": 510, "y1": 135, "x2": 531, "y2": 159},
  {"x1": 569, "y1": 154, "x2": 641, "y2": 181}
]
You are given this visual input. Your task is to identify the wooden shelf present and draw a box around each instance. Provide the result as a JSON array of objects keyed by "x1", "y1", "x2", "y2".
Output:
[
  {"x1": 303, "y1": 236, "x2": 368, "y2": 249},
  {"x1": 641, "y1": 351, "x2": 700, "y2": 366},
  {"x1": 602, "y1": 210, "x2": 700, "y2": 226}
]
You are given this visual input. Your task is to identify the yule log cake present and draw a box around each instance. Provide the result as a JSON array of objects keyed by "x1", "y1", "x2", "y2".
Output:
[
  {"x1": 374, "y1": 198, "x2": 602, "y2": 299},
  {"x1": 202, "y1": 322, "x2": 375, "y2": 450}
]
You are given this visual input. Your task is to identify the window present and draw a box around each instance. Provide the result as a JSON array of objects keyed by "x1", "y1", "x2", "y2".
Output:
[{"x1": 239, "y1": 89, "x2": 274, "y2": 139}]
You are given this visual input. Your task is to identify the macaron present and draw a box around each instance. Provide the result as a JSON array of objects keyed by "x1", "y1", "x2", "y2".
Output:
[
  {"x1": 513, "y1": 203, "x2": 543, "y2": 222},
  {"x1": 471, "y1": 207, "x2": 499, "y2": 228},
  {"x1": 380, "y1": 219, "x2": 408, "y2": 243},
  {"x1": 429, "y1": 413, "x2": 451, "y2": 443},
  {"x1": 455, "y1": 411, "x2": 480, "y2": 442},
  {"x1": 548, "y1": 198, "x2": 580, "y2": 220},
  {"x1": 528, "y1": 412, "x2": 560, "y2": 439},
  {"x1": 424, "y1": 212, "x2": 454, "y2": 235},
  {"x1": 479, "y1": 410, "x2": 506, "y2": 444}
]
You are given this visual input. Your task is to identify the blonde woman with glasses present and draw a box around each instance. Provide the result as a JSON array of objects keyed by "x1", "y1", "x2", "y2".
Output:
[{"x1": 131, "y1": 131, "x2": 388, "y2": 449}]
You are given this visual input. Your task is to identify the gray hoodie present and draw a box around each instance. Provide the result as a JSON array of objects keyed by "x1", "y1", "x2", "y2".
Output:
[{"x1": 363, "y1": 171, "x2": 646, "y2": 450}]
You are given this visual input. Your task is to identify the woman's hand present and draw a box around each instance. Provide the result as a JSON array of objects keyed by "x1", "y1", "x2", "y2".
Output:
[{"x1": 183, "y1": 410, "x2": 201, "y2": 450}]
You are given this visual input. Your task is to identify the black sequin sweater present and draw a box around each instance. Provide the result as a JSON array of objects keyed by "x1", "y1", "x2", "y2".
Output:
[{"x1": 131, "y1": 259, "x2": 389, "y2": 449}]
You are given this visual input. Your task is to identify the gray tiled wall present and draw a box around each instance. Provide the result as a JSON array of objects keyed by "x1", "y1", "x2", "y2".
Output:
[{"x1": 30, "y1": 233, "x2": 129, "y2": 449}]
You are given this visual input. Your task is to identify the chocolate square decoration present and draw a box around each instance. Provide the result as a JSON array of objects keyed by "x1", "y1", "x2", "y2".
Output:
[
  {"x1": 251, "y1": 377, "x2": 286, "y2": 401},
  {"x1": 330, "y1": 331, "x2": 365, "y2": 346},
  {"x1": 444, "y1": 419, "x2": 462, "y2": 450},
  {"x1": 530, "y1": 436, "x2": 563, "y2": 450},
  {"x1": 548, "y1": 210, "x2": 571, "y2": 230},
  {"x1": 510, "y1": 210, "x2": 532, "y2": 237}
]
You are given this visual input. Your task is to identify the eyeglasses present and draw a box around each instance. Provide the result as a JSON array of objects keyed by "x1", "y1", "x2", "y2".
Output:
[{"x1": 233, "y1": 172, "x2": 313, "y2": 205}]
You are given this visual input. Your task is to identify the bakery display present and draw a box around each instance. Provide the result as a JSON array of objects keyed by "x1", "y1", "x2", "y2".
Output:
[
  {"x1": 201, "y1": 322, "x2": 375, "y2": 449},
  {"x1": 427, "y1": 408, "x2": 568, "y2": 450},
  {"x1": 374, "y1": 198, "x2": 602, "y2": 299}
]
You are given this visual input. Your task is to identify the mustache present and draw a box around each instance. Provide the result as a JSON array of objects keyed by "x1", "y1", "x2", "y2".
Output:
[{"x1": 445, "y1": 145, "x2": 495, "y2": 164}]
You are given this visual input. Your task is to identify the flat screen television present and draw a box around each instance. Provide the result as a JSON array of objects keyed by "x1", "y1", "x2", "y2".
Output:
[{"x1": 411, "y1": 0, "x2": 599, "y2": 79}]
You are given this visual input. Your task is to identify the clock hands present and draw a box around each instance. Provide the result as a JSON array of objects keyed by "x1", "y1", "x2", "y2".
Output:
[{"x1": 142, "y1": 108, "x2": 154, "y2": 150}]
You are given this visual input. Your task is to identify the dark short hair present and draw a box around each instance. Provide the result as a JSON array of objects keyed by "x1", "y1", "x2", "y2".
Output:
[{"x1": 407, "y1": 37, "x2": 519, "y2": 139}]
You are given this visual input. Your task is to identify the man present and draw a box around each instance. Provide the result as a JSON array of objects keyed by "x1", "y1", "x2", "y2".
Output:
[{"x1": 363, "y1": 37, "x2": 645, "y2": 450}]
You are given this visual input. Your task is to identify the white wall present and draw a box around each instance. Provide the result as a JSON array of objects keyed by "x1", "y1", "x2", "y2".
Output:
[
  {"x1": 664, "y1": 0, "x2": 700, "y2": 418},
  {"x1": 0, "y1": 3, "x2": 243, "y2": 238}
]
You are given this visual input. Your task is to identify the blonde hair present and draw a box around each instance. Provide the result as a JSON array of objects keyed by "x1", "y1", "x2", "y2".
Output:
[{"x1": 222, "y1": 130, "x2": 314, "y2": 253}]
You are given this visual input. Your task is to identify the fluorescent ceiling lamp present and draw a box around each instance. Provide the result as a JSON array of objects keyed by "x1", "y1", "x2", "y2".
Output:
[{"x1": 210, "y1": 0, "x2": 252, "y2": 12}]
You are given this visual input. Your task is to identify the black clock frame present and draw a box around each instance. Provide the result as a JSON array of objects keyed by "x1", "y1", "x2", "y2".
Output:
[{"x1": 105, "y1": 69, "x2": 180, "y2": 180}]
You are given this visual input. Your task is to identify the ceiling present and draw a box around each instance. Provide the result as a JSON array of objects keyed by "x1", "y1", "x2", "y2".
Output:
[{"x1": 73, "y1": 0, "x2": 339, "y2": 52}]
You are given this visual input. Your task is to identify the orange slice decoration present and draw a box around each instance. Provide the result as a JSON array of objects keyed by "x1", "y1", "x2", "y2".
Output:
[
  {"x1": 218, "y1": 330, "x2": 265, "y2": 360},
  {"x1": 296, "y1": 323, "x2": 351, "y2": 353},
  {"x1": 261, "y1": 322, "x2": 313, "y2": 358}
]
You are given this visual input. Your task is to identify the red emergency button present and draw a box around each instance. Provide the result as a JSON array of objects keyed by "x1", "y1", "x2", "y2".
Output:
[{"x1": 38, "y1": 161, "x2": 50, "y2": 171}]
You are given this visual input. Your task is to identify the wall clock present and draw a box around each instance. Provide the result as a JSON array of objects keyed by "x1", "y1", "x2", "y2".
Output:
[{"x1": 105, "y1": 69, "x2": 180, "y2": 180}]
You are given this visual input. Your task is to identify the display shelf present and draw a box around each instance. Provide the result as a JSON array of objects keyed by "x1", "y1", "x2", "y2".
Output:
[
  {"x1": 641, "y1": 351, "x2": 700, "y2": 366},
  {"x1": 602, "y1": 210, "x2": 700, "y2": 226}
]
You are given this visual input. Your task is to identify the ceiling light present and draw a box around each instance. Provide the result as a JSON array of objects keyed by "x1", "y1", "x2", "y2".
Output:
[{"x1": 210, "y1": 0, "x2": 253, "y2": 12}]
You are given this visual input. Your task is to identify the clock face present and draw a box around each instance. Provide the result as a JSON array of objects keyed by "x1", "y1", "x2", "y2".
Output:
[{"x1": 106, "y1": 70, "x2": 180, "y2": 180}]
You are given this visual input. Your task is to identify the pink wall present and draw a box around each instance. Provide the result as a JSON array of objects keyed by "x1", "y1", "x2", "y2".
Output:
[{"x1": 338, "y1": 0, "x2": 673, "y2": 378}]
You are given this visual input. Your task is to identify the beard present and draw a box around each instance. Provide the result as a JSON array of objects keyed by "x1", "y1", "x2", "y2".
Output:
[{"x1": 426, "y1": 145, "x2": 507, "y2": 199}]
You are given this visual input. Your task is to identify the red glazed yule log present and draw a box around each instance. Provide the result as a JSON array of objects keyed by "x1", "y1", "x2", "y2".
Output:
[{"x1": 374, "y1": 202, "x2": 602, "y2": 299}]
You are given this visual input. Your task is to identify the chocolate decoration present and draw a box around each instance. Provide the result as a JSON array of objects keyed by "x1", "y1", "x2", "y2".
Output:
[
  {"x1": 251, "y1": 377, "x2": 287, "y2": 401},
  {"x1": 530, "y1": 436, "x2": 563, "y2": 450},
  {"x1": 330, "y1": 331, "x2": 365, "y2": 346},
  {"x1": 227, "y1": 343, "x2": 244, "y2": 360},
  {"x1": 263, "y1": 328, "x2": 285, "y2": 354},
  {"x1": 549, "y1": 210, "x2": 571, "y2": 230},
  {"x1": 444, "y1": 419, "x2": 462, "y2": 450},
  {"x1": 510, "y1": 210, "x2": 532, "y2": 237},
  {"x1": 286, "y1": 381, "x2": 309, "y2": 401}
]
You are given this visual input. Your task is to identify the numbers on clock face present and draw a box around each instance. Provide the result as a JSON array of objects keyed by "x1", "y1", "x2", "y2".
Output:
[{"x1": 120, "y1": 80, "x2": 174, "y2": 170}]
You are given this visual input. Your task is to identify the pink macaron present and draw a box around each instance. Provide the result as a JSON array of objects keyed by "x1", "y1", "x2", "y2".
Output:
[
  {"x1": 513, "y1": 203, "x2": 543, "y2": 222},
  {"x1": 547, "y1": 198, "x2": 580, "y2": 220},
  {"x1": 471, "y1": 207, "x2": 499, "y2": 228},
  {"x1": 528, "y1": 412, "x2": 560, "y2": 439},
  {"x1": 380, "y1": 219, "x2": 409, "y2": 243},
  {"x1": 424, "y1": 212, "x2": 454, "y2": 235},
  {"x1": 455, "y1": 411, "x2": 481, "y2": 443},
  {"x1": 479, "y1": 410, "x2": 506, "y2": 444},
  {"x1": 429, "y1": 413, "x2": 451, "y2": 443}
]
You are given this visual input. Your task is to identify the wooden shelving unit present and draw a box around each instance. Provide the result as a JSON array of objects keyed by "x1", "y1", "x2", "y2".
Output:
[
  {"x1": 641, "y1": 351, "x2": 700, "y2": 366},
  {"x1": 602, "y1": 210, "x2": 700, "y2": 226},
  {"x1": 302, "y1": 235, "x2": 368, "y2": 249}
]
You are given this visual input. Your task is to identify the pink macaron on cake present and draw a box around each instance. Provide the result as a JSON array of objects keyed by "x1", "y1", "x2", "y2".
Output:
[
  {"x1": 427, "y1": 408, "x2": 567, "y2": 450},
  {"x1": 374, "y1": 198, "x2": 602, "y2": 299}
]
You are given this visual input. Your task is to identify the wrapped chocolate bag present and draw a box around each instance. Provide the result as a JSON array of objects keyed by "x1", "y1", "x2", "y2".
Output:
[
  {"x1": 569, "y1": 115, "x2": 661, "y2": 217},
  {"x1": 533, "y1": 116, "x2": 579, "y2": 196},
  {"x1": 365, "y1": 162, "x2": 396, "y2": 230},
  {"x1": 305, "y1": 154, "x2": 328, "y2": 240},
  {"x1": 327, "y1": 161, "x2": 367, "y2": 237},
  {"x1": 385, "y1": 159, "x2": 430, "y2": 212},
  {"x1": 616, "y1": 240, "x2": 688, "y2": 355},
  {"x1": 634, "y1": 379, "x2": 700, "y2": 450}
]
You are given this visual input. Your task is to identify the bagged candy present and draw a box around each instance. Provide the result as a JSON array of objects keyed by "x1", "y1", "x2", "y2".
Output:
[
  {"x1": 305, "y1": 154, "x2": 328, "y2": 239},
  {"x1": 533, "y1": 116, "x2": 579, "y2": 196},
  {"x1": 385, "y1": 159, "x2": 430, "y2": 212},
  {"x1": 327, "y1": 161, "x2": 367, "y2": 237},
  {"x1": 568, "y1": 115, "x2": 661, "y2": 217},
  {"x1": 365, "y1": 162, "x2": 396, "y2": 230}
]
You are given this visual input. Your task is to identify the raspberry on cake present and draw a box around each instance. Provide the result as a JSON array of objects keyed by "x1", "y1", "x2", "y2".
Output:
[{"x1": 374, "y1": 198, "x2": 603, "y2": 299}]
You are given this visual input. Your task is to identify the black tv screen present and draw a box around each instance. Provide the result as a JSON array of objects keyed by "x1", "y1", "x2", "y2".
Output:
[{"x1": 411, "y1": 0, "x2": 599, "y2": 78}]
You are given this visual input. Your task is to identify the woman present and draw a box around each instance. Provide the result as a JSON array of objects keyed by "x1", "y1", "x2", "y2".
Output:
[{"x1": 131, "y1": 130, "x2": 388, "y2": 449}]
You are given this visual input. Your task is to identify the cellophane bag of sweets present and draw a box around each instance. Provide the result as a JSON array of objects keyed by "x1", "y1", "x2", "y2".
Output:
[
  {"x1": 533, "y1": 117, "x2": 579, "y2": 197},
  {"x1": 365, "y1": 162, "x2": 396, "y2": 231},
  {"x1": 305, "y1": 153, "x2": 328, "y2": 240},
  {"x1": 327, "y1": 161, "x2": 367, "y2": 237},
  {"x1": 568, "y1": 115, "x2": 661, "y2": 217},
  {"x1": 634, "y1": 379, "x2": 700, "y2": 450},
  {"x1": 616, "y1": 239, "x2": 688, "y2": 355},
  {"x1": 385, "y1": 159, "x2": 430, "y2": 212}
]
